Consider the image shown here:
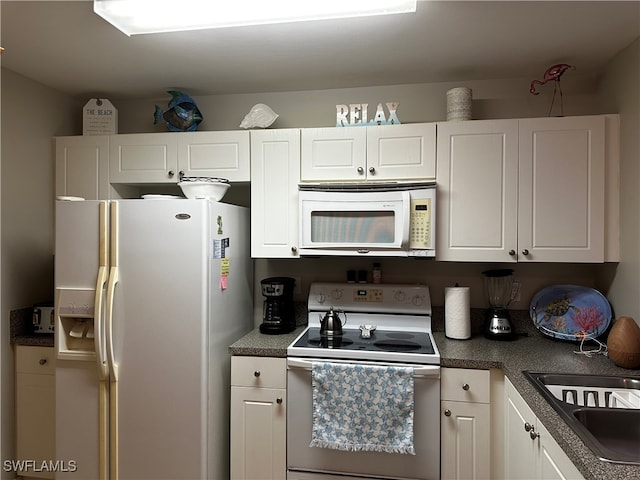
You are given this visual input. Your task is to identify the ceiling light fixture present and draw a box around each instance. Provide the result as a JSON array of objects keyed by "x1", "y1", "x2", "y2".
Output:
[{"x1": 94, "y1": 0, "x2": 417, "y2": 36}]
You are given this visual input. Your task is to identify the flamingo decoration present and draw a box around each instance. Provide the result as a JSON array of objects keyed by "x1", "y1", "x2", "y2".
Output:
[
  {"x1": 530, "y1": 63, "x2": 575, "y2": 94},
  {"x1": 530, "y1": 63, "x2": 575, "y2": 116}
]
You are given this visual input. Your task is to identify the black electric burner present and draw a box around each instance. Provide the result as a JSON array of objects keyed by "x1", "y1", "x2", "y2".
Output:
[{"x1": 292, "y1": 327, "x2": 436, "y2": 355}]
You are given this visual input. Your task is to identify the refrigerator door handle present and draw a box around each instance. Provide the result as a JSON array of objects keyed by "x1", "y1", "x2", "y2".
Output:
[
  {"x1": 105, "y1": 200, "x2": 120, "y2": 383},
  {"x1": 95, "y1": 201, "x2": 109, "y2": 380},
  {"x1": 105, "y1": 266, "x2": 119, "y2": 382},
  {"x1": 94, "y1": 265, "x2": 109, "y2": 380}
]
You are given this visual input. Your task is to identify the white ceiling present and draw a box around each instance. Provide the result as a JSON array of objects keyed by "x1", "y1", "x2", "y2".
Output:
[{"x1": 1, "y1": 1, "x2": 639, "y2": 100}]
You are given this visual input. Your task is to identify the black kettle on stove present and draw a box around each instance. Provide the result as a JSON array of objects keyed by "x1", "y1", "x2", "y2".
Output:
[{"x1": 319, "y1": 307, "x2": 346, "y2": 336}]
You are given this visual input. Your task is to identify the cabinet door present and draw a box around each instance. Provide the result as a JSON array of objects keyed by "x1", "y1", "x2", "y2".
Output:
[
  {"x1": 250, "y1": 129, "x2": 301, "y2": 258},
  {"x1": 55, "y1": 135, "x2": 110, "y2": 200},
  {"x1": 437, "y1": 120, "x2": 519, "y2": 262},
  {"x1": 441, "y1": 400, "x2": 491, "y2": 480},
  {"x1": 177, "y1": 131, "x2": 250, "y2": 182},
  {"x1": 300, "y1": 127, "x2": 366, "y2": 181},
  {"x1": 230, "y1": 386, "x2": 286, "y2": 480},
  {"x1": 15, "y1": 347, "x2": 55, "y2": 479},
  {"x1": 109, "y1": 133, "x2": 178, "y2": 183},
  {"x1": 518, "y1": 116, "x2": 605, "y2": 262},
  {"x1": 367, "y1": 123, "x2": 436, "y2": 180},
  {"x1": 504, "y1": 378, "x2": 538, "y2": 479},
  {"x1": 537, "y1": 422, "x2": 585, "y2": 480}
]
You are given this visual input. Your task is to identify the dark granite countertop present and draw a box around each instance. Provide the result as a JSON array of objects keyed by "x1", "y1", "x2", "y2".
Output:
[{"x1": 229, "y1": 325, "x2": 640, "y2": 480}]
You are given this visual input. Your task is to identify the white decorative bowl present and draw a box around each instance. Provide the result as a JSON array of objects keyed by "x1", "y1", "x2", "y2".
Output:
[{"x1": 178, "y1": 180, "x2": 230, "y2": 201}]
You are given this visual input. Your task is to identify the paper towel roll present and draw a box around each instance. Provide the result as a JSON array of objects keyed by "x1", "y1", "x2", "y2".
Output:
[{"x1": 445, "y1": 287, "x2": 471, "y2": 339}]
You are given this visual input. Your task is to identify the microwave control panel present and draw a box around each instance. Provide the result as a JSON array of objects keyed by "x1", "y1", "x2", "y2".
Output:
[{"x1": 409, "y1": 197, "x2": 432, "y2": 249}]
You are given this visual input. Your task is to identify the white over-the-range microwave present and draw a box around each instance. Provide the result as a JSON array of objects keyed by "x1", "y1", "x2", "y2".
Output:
[{"x1": 298, "y1": 182, "x2": 436, "y2": 257}]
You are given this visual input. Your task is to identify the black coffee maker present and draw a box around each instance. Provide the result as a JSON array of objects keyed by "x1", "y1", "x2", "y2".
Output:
[{"x1": 259, "y1": 277, "x2": 296, "y2": 334}]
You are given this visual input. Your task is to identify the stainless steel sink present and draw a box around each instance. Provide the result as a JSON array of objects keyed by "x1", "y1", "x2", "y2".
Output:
[{"x1": 523, "y1": 371, "x2": 640, "y2": 465}]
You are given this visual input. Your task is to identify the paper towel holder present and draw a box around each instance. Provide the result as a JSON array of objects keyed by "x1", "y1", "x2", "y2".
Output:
[{"x1": 445, "y1": 285, "x2": 471, "y2": 340}]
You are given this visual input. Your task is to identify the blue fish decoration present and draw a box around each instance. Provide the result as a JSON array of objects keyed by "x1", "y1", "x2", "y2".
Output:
[{"x1": 154, "y1": 90, "x2": 203, "y2": 132}]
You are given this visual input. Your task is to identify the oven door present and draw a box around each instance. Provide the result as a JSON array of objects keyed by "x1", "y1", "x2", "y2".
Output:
[{"x1": 286, "y1": 358, "x2": 440, "y2": 480}]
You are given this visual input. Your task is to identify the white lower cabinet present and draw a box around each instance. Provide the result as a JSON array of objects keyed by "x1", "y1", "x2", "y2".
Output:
[
  {"x1": 441, "y1": 368, "x2": 492, "y2": 480},
  {"x1": 15, "y1": 346, "x2": 56, "y2": 479},
  {"x1": 230, "y1": 356, "x2": 287, "y2": 480},
  {"x1": 505, "y1": 377, "x2": 584, "y2": 480}
]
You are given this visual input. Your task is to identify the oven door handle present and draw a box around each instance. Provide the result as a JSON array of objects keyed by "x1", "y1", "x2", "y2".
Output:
[{"x1": 287, "y1": 358, "x2": 440, "y2": 378}]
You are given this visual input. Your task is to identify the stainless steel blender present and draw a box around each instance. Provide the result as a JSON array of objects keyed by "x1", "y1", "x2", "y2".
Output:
[{"x1": 483, "y1": 269, "x2": 516, "y2": 340}]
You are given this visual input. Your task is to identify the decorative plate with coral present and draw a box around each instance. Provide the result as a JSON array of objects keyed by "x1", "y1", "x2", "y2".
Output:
[{"x1": 529, "y1": 285, "x2": 612, "y2": 341}]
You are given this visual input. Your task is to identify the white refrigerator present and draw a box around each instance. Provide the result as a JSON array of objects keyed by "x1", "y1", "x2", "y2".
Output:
[{"x1": 54, "y1": 198, "x2": 253, "y2": 480}]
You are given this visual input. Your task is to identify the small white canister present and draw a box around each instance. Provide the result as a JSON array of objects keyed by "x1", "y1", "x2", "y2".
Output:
[{"x1": 446, "y1": 87, "x2": 472, "y2": 121}]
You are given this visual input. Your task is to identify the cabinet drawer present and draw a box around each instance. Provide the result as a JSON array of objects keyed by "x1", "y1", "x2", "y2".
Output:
[
  {"x1": 441, "y1": 367, "x2": 490, "y2": 403},
  {"x1": 231, "y1": 356, "x2": 286, "y2": 388},
  {"x1": 15, "y1": 346, "x2": 56, "y2": 375}
]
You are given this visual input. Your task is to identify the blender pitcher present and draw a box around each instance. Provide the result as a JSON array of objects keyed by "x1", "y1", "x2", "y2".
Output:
[{"x1": 482, "y1": 269, "x2": 516, "y2": 340}]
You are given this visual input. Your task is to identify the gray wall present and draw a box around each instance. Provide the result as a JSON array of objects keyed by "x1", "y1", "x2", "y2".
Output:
[
  {"x1": 597, "y1": 38, "x2": 640, "y2": 323},
  {"x1": 0, "y1": 68, "x2": 78, "y2": 475},
  {"x1": 117, "y1": 75, "x2": 602, "y2": 133}
]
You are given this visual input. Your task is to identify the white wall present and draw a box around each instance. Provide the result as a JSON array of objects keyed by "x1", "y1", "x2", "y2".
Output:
[{"x1": 0, "y1": 68, "x2": 78, "y2": 475}]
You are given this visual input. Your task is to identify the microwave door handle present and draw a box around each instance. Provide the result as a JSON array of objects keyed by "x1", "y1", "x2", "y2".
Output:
[{"x1": 400, "y1": 191, "x2": 411, "y2": 248}]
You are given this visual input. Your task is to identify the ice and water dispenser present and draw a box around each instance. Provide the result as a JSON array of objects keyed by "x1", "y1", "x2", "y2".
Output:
[{"x1": 56, "y1": 288, "x2": 97, "y2": 359}]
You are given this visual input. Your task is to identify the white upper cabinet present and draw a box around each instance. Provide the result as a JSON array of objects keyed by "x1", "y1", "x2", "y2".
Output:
[
  {"x1": 109, "y1": 131, "x2": 250, "y2": 184},
  {"x1": 437, "y1": 115, "x2": 609, "y2": 263},
  {"x1": 109, "y1": 133, "x2": 179, "y2": 183},
  {"x1": 250, "y1": 129, "x2": 301, "y2": 258},
  {"x1": 301, "y1": 123, "x2": 436, "y2": 182},
  {"x1": 177, "y1": 131, "x2": 250, "y2": 182},
  {"x1": 55, "y1": 135, "x2": 110, "y2": 200},
  {"x1": 301, "y1": 126, "x2": 366, "y2": 181},
  {"x1": 437, "y1": 119, "x2": 519, "y2": 262},
  {"x1": 518, "y1": 116, "x2": 604, "y2": 262}
]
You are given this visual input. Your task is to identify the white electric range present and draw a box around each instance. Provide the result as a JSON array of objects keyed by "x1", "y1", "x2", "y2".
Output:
[{"x1": 286, "y1": 283, "x2": 441, "y2": 480}]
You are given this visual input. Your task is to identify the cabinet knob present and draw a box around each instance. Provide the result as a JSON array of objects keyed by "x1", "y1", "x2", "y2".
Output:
[
  {"x1": 178, "y1": 170, "x2": 185, "y2": 180},
  {"x1": 522, "y1": 249, "x2": 530, "y2": 256},
  {"x1": 168, "y1": 170, "x2": 175, "y2": 178},
  {"x1": 524, "y1": 422, "x2": 533, "y2": 432},
  {"x1": 291, "y1": 246, "x2": 298, "y2": 253},
  {"x1": 369, "y1": 167, "x2": 376, "y2": 175},
  {"x1": 444, "y1": 409, "x2": 452, "y2": 417},
  {"x1": 276, "y1": 397, "x2": 283, "y2": 405},
  {"x1": 509, "y1": 249, "x2": 516, "y2": 256},
  {"x1": 39, "y1": 358, "x2": 47, "y2": 365},
  {"x1": 254, "y1": 371, "x2": 260, "y2": 377},
  {"x1": 530, "y1": 429, "x2": 540, "y2": 440},
  {"x1": 357, "y1": 167, "x2": 364, "y2": 174},
  {"x1": 462, "y1": 383, "x2": 470, "y2": 391}
]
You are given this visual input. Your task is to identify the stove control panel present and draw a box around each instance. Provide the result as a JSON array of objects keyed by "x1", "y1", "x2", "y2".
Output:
[{"x1": 308, "y1": 282, "x2": 431, "y2": 315}]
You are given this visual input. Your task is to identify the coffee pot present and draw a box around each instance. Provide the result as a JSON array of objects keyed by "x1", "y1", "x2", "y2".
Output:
[
  {"x1": 319, "y1": 307, "x2": 347, "y2": 336},
  {"x1": 259, "y1": 277, "x2": 296, "y2": 335}
]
